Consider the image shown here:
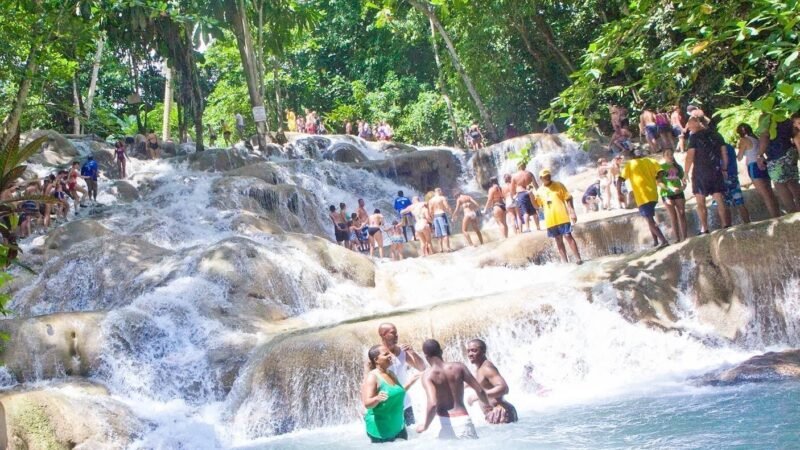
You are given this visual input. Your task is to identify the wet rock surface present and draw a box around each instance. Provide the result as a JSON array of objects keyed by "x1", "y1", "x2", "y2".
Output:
[
  {"x1": 352, "y1": 149, "x2": 461, "y2": 193},
  {"x1": 694, "y1": 350, "x2": 800, "y2": 385}
]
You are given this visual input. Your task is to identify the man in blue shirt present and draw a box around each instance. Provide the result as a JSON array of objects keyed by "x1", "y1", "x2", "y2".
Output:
[
  {"x1": 81, "y1": 156, "x2": 100, "y2": 203},
  {"x1": 393, "y1": 190, "x2": 415, "y2": 242}
]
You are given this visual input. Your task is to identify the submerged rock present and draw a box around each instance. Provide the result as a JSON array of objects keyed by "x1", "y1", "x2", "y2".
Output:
[
  {"x1": 694, "y1": 350, "x2": 800, "y2": 385},
  {"x1": 179, "y1": 148, "x2": 266, "y2": 172}
]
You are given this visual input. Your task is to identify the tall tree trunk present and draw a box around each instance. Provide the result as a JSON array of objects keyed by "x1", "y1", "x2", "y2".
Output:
[
  {"x1": 72, "y1": 73, "x2": 82, "y2": 135},
  {"x1": 84, "y1": 34, "x2": 105, "y2": 130},
  {"x1": 130, "y1": 51, "x2": 144, "y2": 134},
  {"x1": 428, "y1": 16, "x2": 459, "y2": 146},
  {"x1": 408, "y1": 0, "x2": 498, "y2": 142},
  {"x1": 530, "y1": 15, "x2": 575, "y2": 76},
  {"x1": 228, "y1": 0, "x2": 270, "y2": 153},
  {"x1": 273, "y1": 61, "x2": 285, "y2": 131},
  {"x1": 1, "y1": 46, "x2": 38, "y2": 147},
  {"x1": 162, "y1": 62, "x2": 173, "y2": 141}
]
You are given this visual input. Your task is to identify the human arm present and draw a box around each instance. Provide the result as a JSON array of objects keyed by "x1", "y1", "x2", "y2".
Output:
[
  {"x1": 758, "y1": 130, "x2": 769, "y2": 169},
  {"x1": 483, "y1": 188, "x2": 494, "y2": 213},
  {"x1": 402, "y1": 372, "x2": 421, "y2": 391},
  {"x1": 451, "y1": 199, "x2": 461, "y2": 218},
  {"x1": 415, "y1": 372, "x2": 437, "y2": 433},
  {"x1": 361, "y1": 373, "x2": 388, "y2": 409},
  {"x1": 400, "y1": 343, "x2": 425, "y2": 371},
  {"x1": 684, "y1": 148, "x2": 695, "y2": 183},
  {"x1": 616, "y1": 177, "x2": 626, "y2": 205},
  {"x1": 461, "y1": 365, "x2": 492, "y2": 413},
  {"x1": 566, "y1": 198, "x2": 577, "y2": 224},
  {"x1": 480, "y1": 362, "x2": 510, "y2": 400},
  {"x1": 720, "y1": 145, "x2": 729, "y2": 178},
  {"x1": 736, "y1": 138, "x2": 746, "y2": 162}
]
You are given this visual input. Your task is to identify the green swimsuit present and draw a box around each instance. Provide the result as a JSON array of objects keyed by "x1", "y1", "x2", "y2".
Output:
[{"x1": 364, "y1": 371, "x2": 406, "y2": 440}]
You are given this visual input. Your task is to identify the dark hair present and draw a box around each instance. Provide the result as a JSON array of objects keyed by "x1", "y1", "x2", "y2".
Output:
[
  {"x1": 350, "y1": 213, "x2": 357, "y2": 219},
  {"x1": 398, "y1": 190, "x2": 404, "y2": 197},
  {"x1": 72, "y1": 161, "x2": 79, "y2": 166},
  {"x1": 422, "y1": 339, "x2": 443, "y2": 358},
  {"x1": 339, "y1": 202, "x2": 346, "y2": 209},
  {"x1": 329, "y1": 205, "x2": 336, "y2": 212},
  {"x1": 125, "y1": 137, "x2": 135, "y2": 144},
  {"x1": 367, "y1": 344, "x2": 382, "y2": 370},
  {"x1": 489, "y1": 177, "x2": 499, "y2": 186},
  {"x1": 736, "y1": 123, "x2": 754, "y2": 138},
  {"x1": 468, "y1": 339, "x2": 487, "y2": 353},
  {"x1": 374, "y1": 208, "x2": 380, "y2": 214}
]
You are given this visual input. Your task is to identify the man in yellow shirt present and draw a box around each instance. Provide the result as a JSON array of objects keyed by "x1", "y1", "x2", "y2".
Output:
[
  {"x1": 617, "y1": 156, "x2": 669, "y2": 247},
  {"x1": 286, "y1": 109, "x2": 297, "y2": 132},
  {"x1": 534, "y1": 169, "x2": 583, "y2": 264}
]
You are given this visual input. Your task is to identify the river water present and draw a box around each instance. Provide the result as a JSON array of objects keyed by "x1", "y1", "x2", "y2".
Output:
[{"x1": 7, "y1": 134, "x2": 800, "y2": 449}]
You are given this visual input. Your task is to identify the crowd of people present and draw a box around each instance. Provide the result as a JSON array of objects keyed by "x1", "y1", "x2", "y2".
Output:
[
  {"x1": 3, "y1": 156, "x2": 100, "y2": 239},
  {"x1": 361, "y1": 322, "x2": 517, "y2": 442}
]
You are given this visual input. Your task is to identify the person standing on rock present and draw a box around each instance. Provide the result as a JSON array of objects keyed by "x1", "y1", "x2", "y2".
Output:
[
  {"x1": 221, "y1": 120, "x2": 232, "y2": 146},
  {"x1": 114, "y1": 141, "x2": 127, "y2": 179},
  {"x1": 502, "y1": 174, "x2": 520, "y2": 234},
  {"x1": 534, "y1": 169, "x2": 583, "y2": 264},
  {"x1": 367, "y1": 209, "x2": 386, "y2": 258},
  {"x1": 617, "y1": 155, "x2": 670, "y2": 247},
  {"x1": 684, "y1": 116, "x2": 730, "y2": 233},
  {"x1": 146, "y1": 129, "x2": 159, "y2": 159},
  {"x1": 429, "y1": 188, "x2": 453, "y2": 252},
  {"x1": 466, "y1": 339, "x2": 518, "y2": 424},
  {"x1": 736, "y1": 123, "x2": 779, "y2": 218},
  {"x1": 452, "y1": 192, "x2": 484, "y2": 246},
  {"x1": 362, "y1": 345, "x2": 420, "y2": 443},
  {"x1": 416, "y1": 339, "x2": 491, "y2": 439},
  {"x1": 378, "y1": 323, "x2": 425, "y2": 426},
  {"x1": 394, "y1": 190, "x2": 415, "y2": 242},
  {"x1": 402, "y1": 197, "x2": 434, "y2": 256},
  {"x1": 81, "y1": 156, "x2": 99, "y2": 205},
  {"x1": 722, "y1": 143, "x2": 751, "y2": 225},
  {"x1": 67, "y1": 161, "x2": 87, "y2": 214},
  {"x1": 483, "y1": 177, "x2": 508, "y2": 238},
  {"x1": 658, "y1": 149, "x2": 688, "y2": 242},
  {"x1": 758, "y1": 114, "x2": 800, "y2": 214},
  {"x1": 511, "y1": 161, "x2": 541, "y2": 231},
  {"x1": 235, "y1": 112, "x2": 245, "y2": 141},
  {"x1": 469, "y1": 121, "x2": 484, "y2": 150},
  {"x1": 356, "y1": 198, "x2": 370, "y2": 244}
]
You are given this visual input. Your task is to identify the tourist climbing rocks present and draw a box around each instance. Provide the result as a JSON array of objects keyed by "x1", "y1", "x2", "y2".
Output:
[
  {"x1": 377, "y1": 323, "x2": 425, "y2": 426},
  {"x1": 723, "y1": 143, "x2": 751, "y2": 225},
  {"x1": 67, "y1": 161, "x2": 87, "y2": 214},
  {"x1": 146, "y1": 129, "x2": 159, "y2": 159},
  {"x1": 387, "y1": 221, "x2": 405, "y2": 261},
  {"x1": 367, "y1": 209, "x2": 385, "y2": 258},
  {"x1": 759, "y1": 114, "x2": 800, "y2": 214},
  {"x1": 534, "y1": 169, "x2": 583, "y2": 264},
  {"x1": 81, "y1": 156, "x2": 99, "y2": 204},
  {"x1": 114, "y1": 140, "x2": 127, "y2": 179},
  {"x1": 618, "y1": 154, "x2": 670, "y2": 247},
  {"x1": 483, "y1": 177, "x2": 508, "y2": 238},
  {"x1": 466, "y1": 339, "x2": 518, "y2": 424},
  {"x1": 235, "y1": 112, "x2": 245, "y2": 140},
  {"x1": 394, "y1": 190, "x2": 415, "y2": 242},
  {"x1": 428, "y1": 188, "x2": 452, "y2": 253},
  {"x1": 658, "y1": 149, "x2": 688, "y2": 242},
  {"x1": 502, "y1": 174, "x2": 520, "y2": 234},
  {"x1": 468, "y1": 121, "x2": 484, "y2": 150},
  {"x1": 402, "y1": 197, "x2": 434, "y2": 256},
  {"x1": 639, "y1": 107, "x2": 659, "y2": 153},
  {"x1": 361, "y1": 345, "x2": 420, "y2": 443},
  {"x1": 736, "y1": 123, "x2": 779, "y2": 218},
  {"x1": 684, "y1": 116, "x2": 730, "y2": 233},
  {"x1": 452, "y1": 192, "x2": 484, "y2": 246},
  {"x1": 416, "y1": 339, "x2": 491, "y2": 439},
  {"x1": 511, "y1": 161, "x2": 541, "y2": 231},
  {"x1": 221, "y1": 120, "x2": 232, "y2": 146}
]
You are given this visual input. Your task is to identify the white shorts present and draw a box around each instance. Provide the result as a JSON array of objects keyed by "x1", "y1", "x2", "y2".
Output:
[{"x1": 438, "y1": 415, "x2": 478, "y2": 440}]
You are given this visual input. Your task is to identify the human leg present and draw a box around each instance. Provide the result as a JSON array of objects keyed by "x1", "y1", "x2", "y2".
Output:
[
  {"x1": 754, "y1": 179, "x2": 781, "y2": 218},
  {"x1": 553, "y1": 235, "x2": 568, "y2": 262},
  {"x1": 695, "y1": 194, "x2": 709, "y2": 232},
  {"x1": 711, "y1": 193, "x2": 730, "y2": 227},
  {"x1": 674, "y1": 198, "x2": 688, "y2": 241}
]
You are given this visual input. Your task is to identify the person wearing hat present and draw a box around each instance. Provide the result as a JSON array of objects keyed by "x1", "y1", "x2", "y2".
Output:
[{"x1": 533, "y1": 169, "x2": 583, "y2": 264}]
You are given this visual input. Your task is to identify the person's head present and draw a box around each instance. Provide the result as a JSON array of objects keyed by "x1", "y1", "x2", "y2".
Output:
[
  {"x1": 422, "y1": 339, "x2": 443, "y2": 359},
  {"x1": 149, "y1": 129, "x2": 155, "y2": 134},
  {"x1": 686, "y1": 105, "x2": 698, "y2": 114},
  {"x1": 517, "y1": 161, "x2": 526, "y2": 171},
  {"x1": 412, "y1": 196, "x2": 420, "y2": 203},
  {"x1": 503, "y1": 173, "x2": 511, "y2": 183},
  {"x1": 367, "y1": 344, "x2": 392, "y2": 370},
  {"x1": 434, "y1": 187, "x2": 442, "y2": 196},
  {"x1": 115, "y1": 140, "x2": 123, "y2": 148},
  {"x1": 686, "y1": 116, "x2": 706, "y2": 133},
  {"x1": 792, "y1": 112, "x2": 800, "y2": 130},
  {"x1": 672, "y1": 105, "x2": 680, "y2": 112},
  {"x1": 397, "y1": 190, "x2": 404, "y2": 198},
  {"x1": 663, "y1": 148, "x2": 675, "y2": 163},
  {"x1": 736, "y1": 123, "x2": 755, "y2": 138},
  {"x1": 392, "y1": 220, "x2": 398, "y2": 226},
  {"x1": 358, "y1": 198, "x2": 365, "y2": 207},
  {"x1": 489, "y1": 177, "x2": 499, "y2": 187},
  {"x1": 48, "y1": 174, "x2": 56, "y2": 182},
  {"x1": 350, "y1": 212, "x2": 357, "y2": 219},
  {"x1": 539, "y1": 169, "x2": 552, "y2": 186},
  {"x1": 71, "y1": 161, "x2": 79, "y2": 168},
  {"x1": 373, "y1": 208, "x2": 380, "y2": 214},
  {"x1": 339, "y1": 202, "x2": 346, "y2": 210},
  {"x1": 597, "y1": 158, "x2": 607, "y2": 166},
  {"x1": 87, "y1": 155, "x2": 94, "y2": 161},
  {"x1": 329, "y1": 205, "x2": 336, "y2": 213},
  {"x1": 466, "y1": 339, "x2": 487, "y2": 364},
  {"x1": 378, "y1": 323, "x2": 398, "y2": 347}
]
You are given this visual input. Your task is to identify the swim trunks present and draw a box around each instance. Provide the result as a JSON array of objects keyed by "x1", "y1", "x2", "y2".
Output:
[
  {"x1": 438, "y1": 415, "x2": 477, "y2": 440},
  {"x1": 692, "y1": 172, "x2": 726, "y2": 197},
  {"x1": 515, "y1": 191, "x2": 536, "y2": 216},
  {"x1": 638, "y1": 201, "x2": 657, "y2": 218},
  {"x1": 747, "y1": 162, "x2": 769, "y2": 180},
  {"x1": 767, "y1": 148, "x2": 799, "y2": 183},
  {"x1": 547, "y1": 222, "x2": 572, "y2": 238},
  {"x1": 645, "y1": 124, "x2": 658, "y2": 140},
  {"x1": 433, "y1": 213, "x2": 450, "y2": 237},
  {"x1": 724, "y1": 175, "x2": 745, "y2": 207}
]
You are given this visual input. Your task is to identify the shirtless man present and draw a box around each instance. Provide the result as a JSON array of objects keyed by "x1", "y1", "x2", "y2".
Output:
[
  {"x1": 356, "y1": 198, "x2": 370, "y2": 244},
  {"x1": 501, "y1": 174, "x2": 520, "y2": 234},
  {"x1": 378, "y1": 323, "x2": 425, "y2": 425},
  {"x1": 67, "y1": 161, "x2": 87, "y2": 214},
  {"x1": 146, "y1": 129, "x2": 159, "y2": 159},
  {"x1": 482, "y1": 177, "x2": 508, "y2": 238},
  {"x1": 639, "y1": 107, "x2": 658, "y2": 153},
  {"x1": 466, "y1": 339, "x2": 518, "y2": 424},
  {"x1": 510, "y1": 162, "x2": 540, "y2": 231},
  {"x1": 416, "y1": 339, "x2": 491, "y2": 439},
  {"x1": 367, "y1": 209, "x2": 385, "y2": 258},
  {"x1": 452, "y1": 192, "x2": 483, "y2": 246},
  {"x1": 428, "y1": 188, "x2": 452, "y2": 252}
]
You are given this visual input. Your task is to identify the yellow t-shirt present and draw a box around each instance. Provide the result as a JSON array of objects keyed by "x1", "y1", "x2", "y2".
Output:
[
  {"x1": 535, "y1": 182, "x2": 572, "y2": 228},
  {"x1": 620, "y1": 158, "x2": 662, "y2": 206},
  {"x1": 287, "y1": 112, "x2": 297, "y2": 131}
]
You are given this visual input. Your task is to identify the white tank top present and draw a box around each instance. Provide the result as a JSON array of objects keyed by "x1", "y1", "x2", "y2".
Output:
[
  {"x1": 389, "y1": 349, "x2": 412, "y2": 409},
  {"x1": 743, "y1": 136, "x2": 760, "y2": 165}
]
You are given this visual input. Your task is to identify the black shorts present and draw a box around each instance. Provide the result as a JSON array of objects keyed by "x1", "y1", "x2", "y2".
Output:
[
  {"x1": 148, "y1": 142, "x2": 158, "y2": 149},
  {"x1": 662, "y1": 192, "x2": 685, "y2": 202},
  {"x1": 368, "y1": 428, "x2": 408, "y2": 444},
  {"x1": 404, "y1": 406, "x2": 415, "y2": 425},
  {"x1": 692, "y1": 173, "x2": 726, "y2": 197}
]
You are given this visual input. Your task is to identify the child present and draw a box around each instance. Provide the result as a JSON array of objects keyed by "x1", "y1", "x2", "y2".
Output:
[{"x1": 387, "y1": 221, "x2": 405, "y2": 261}]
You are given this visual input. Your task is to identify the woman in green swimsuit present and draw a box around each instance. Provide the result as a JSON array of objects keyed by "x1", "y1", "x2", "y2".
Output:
[{"x1": 361, "y1": 345, "x2": 420, "y2": 443}]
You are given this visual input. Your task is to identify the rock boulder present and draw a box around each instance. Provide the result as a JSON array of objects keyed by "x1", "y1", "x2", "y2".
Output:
[
  {"x1": 352, "y1": 150, "x2": 461, "y2": 193},
  {"x1": 694, "y1": 350, "x2": 800, "y2": 385}
]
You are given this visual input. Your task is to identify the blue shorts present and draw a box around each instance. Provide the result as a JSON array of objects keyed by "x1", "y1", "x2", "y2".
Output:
[
  {"x1": 645, "y1": 125, "x2": 658, "y2": 140},
  {"x1": 724, "y1": 176, "x2": 745, "y2": 207},
  {"x1": 638, "y1": 201, "x2": 657, "y2": 218},
  {"x1": 433, "y1": 214, "x2": 450, "y2": 237},
  {"x1": 547, "y1": 223, "x2": 573, "y2": 238},
  {"x1": 747, "y1": 162, "x2": 769, "y2": 180}
]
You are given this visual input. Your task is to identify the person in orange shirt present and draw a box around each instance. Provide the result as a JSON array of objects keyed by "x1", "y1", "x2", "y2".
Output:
[
  {"x1": 617, "y1": 155, "x2": 669, "y2": 247},
  {"x1": 534, "y1": 169, "x2": 583, "y2": 264}
]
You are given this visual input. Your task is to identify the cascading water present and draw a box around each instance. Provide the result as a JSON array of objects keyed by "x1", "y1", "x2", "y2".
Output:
[{"x1": 2, "y1": 133, "x2": 799, "y2": 449}]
